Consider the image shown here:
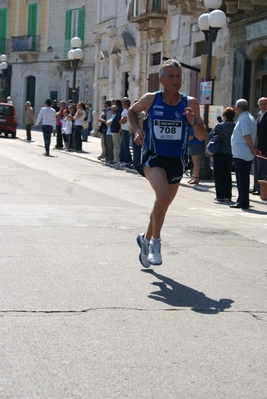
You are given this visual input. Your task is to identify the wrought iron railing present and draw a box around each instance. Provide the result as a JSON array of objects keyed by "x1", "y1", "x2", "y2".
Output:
[
  {"x1": 127, "y1": 0, "x2": 168, "y2": 20},
  {"x1": 11, "y1": 35, "x2": 40, "y2": 52}
]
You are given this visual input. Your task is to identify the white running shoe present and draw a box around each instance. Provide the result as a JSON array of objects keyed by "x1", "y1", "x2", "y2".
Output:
[
  {"x1": 147, "y1": 239, "x2": 162, "y2": 265},
  {"x1": 136, "y1": 234, "x2": 150, "y2": 268}
]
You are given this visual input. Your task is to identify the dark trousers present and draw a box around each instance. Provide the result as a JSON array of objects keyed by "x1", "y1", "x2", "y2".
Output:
[
  {"x1": 105, "y1": 135, "x2": 113, "y2": 162},
  {"x1": 42, "y1": 125, "x2": 53, "y2": 154},
  {"x1": 233, "y1": 157, "x2": 252, "y2": 208},
  {"x1": 56, "y1": 125, "x2": 63, "y2": 148},
  {"x1": 25, "y1": 124, "x2": 32, "y2": 141},
  {"x1": 74, "y1": 125, "x2": 83, "y2": 151},
  {"x1": 130, "y1": 133, "x2": 142, "y2": 167},
  {"x1": 213, "y1": 153, "x2": 233, "y2": 199}
]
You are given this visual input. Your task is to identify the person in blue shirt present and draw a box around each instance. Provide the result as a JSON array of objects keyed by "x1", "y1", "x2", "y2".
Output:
[{"x1": 128, "y1": 58, "x2": 206, "y2": 267}]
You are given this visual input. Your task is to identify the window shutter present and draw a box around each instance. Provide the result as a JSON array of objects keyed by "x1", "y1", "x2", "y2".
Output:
[
  {"x1": 0, "y1": 8, "x2": 7, "y2": 53},
  {"x1": 65, "y1": 10, "x2": 72, "y2": 57},
  {"x1": 28, "y1": 3, "x2": 38, "y2": 35},
  {"x1": 28, "y1": 3, "x2": 38, "y2": 51},
  {"x1": 78, "y1": 8, "x2": 84, "y2": 42}
]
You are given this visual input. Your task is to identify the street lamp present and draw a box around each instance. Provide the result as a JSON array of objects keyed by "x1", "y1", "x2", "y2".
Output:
[
  {"x1": 198, "y1": 0, "x2": 226, "y2": 179},
  {"x1": 67, "y1": 37, "x2": 83, "y2": 97},
  {"x1": 0, "y1": 54, "x2": 8, "y2": 102}
]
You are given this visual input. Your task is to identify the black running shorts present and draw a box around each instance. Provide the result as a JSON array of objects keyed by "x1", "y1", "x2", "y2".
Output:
[{"x1": 136, "y1": 150, "x2": 185, "y2": 185}]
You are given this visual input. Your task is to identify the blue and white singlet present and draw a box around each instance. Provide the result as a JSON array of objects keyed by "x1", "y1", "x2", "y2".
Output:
[{"x1": 145, "y1": 91, "x2": 189, "y2": 158}]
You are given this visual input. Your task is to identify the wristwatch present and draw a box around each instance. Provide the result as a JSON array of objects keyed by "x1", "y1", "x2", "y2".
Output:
[{"x1": 190, "y1": 117, "x2": 198, "y2": 127}]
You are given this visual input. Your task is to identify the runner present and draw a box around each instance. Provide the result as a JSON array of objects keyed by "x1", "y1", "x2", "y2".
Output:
[{"x1": 128, "y1": 58, "x2": 206, "y2": 267}]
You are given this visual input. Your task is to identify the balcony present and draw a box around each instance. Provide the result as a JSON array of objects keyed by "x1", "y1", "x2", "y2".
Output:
[
  {"x1": 11, "y1": 35, "x2": 40, "y2": 53},
  {"x1": 167, "y1": 0, "x2": 266, "y2": 15},
  {"x1": 0, "y1": 38, "x2": 9, "y2": 54},
  {"x1": 128, "y1": 0, "x2": 168, "y2": 29}
]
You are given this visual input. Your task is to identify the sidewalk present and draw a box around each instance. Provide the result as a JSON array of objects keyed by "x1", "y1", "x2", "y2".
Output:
[{"x1": 16, "y1": 126, "x2": 266, "y2": 206}]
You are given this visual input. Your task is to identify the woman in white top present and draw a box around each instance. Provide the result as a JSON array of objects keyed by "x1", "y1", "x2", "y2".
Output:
[{"x1": 73, "y1": 101, "x2": 87, "y2": 152}]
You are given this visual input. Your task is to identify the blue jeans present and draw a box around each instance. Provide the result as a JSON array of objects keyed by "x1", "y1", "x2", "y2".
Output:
[
  {"x1": 120, "y1": 129, "x2": 132, "y2": 163},
  {"x1": 42, "y1": 125, "x2": 53, "y2": 154}
]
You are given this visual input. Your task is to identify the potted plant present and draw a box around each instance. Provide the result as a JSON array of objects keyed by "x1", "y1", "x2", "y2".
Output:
[{"x1": 257, "y1": 155, "x2": 267, "y2": 200}]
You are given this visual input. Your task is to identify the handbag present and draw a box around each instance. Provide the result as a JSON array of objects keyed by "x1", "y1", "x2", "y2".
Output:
[
  {"x1": 82, "y1": 120, "x2": 89, "y2": 130},
  {"x1": 205, "y1": 134, "x2": 220, "y2": 157}
]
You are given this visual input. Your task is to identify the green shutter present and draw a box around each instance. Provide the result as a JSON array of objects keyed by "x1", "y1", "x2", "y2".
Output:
[
  {"x1": 28, "y1": 3, "x2": 38, "y2": 35},
  {"x1": 64, "y1": 10, "x2": 72, "y2": 57},
  {"x1": 28, "y1": 3, "x2": 38, "y2": 51},
  {"x1": 78, "y1": 8, "x2": 84, "y2": 42},
  {"x1": 0, "y1": 8, "x2": 7, "y2": 53}
]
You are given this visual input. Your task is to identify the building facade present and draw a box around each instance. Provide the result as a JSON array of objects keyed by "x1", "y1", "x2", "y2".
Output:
[{"x1": 1, "y1": 0, "x2": 267, "y2": 129}]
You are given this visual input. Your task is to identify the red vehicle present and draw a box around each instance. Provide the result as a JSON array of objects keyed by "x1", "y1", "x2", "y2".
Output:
[{"x1": 0, "y1": 102, "x2": 17, "y2": 138}]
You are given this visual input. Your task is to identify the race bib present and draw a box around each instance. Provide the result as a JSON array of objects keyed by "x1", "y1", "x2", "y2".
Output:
[{"x1": 154, "y1": 119, "x2": 182, "y2": 140}]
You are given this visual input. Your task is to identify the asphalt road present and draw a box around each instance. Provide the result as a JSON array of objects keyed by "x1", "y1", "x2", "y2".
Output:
[{"x1": 0, "y1": 130, "x2": 267, "y2": 399}]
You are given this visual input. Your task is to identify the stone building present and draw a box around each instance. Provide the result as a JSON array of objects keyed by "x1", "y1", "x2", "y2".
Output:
[
  {"x1": 2, "y1": 0, "x2": 267, "y2": 129},
  {"x1": 1, "y1": 0, "x2": 96, "y2": 125}
]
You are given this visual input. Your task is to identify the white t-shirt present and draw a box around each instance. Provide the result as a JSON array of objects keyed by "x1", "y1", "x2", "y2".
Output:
[
  {"x1": 121, "y1": 108, "x2": 129, "y2": 130},
  {"x1": 74, "y1": 109, "x2": 86, "y2": 126}
]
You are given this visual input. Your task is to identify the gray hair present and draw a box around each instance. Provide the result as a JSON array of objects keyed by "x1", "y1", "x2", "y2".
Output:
[
  {"x1": 236, "y1": 99, "x2": 248, "y2": 111},
  {"x1": 25, "y1": 101, "x2": 31, "y2": 105},
  {"x1": 159, "y1": 58, "x2": 182, "y2": 78}
]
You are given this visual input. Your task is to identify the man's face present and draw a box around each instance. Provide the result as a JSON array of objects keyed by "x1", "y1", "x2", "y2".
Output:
[
  {"x1": 258, "y1": 98, "x2": 267, "y2": 113},
  {"x1": 159, "y1": 67, "x2": 182, "y2": 91}
]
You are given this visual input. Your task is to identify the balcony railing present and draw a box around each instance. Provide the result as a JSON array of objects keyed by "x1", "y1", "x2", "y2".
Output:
[
  {"x1": 11, "y1": 35, "x2": 40, "y2": 52},
  {"x1": 128, "y1": 0, "x2": 168, "y2": 23},
  {"x1": 0, "y1": 38, "x2": 9, "y2": 54}
]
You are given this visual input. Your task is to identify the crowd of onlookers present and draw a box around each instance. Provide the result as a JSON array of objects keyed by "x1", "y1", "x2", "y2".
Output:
[
  {"x1": 25, "y1": 99, "x2": 93, "y2": 156},
  {"x1": 23, "y1": 94, "x2": 267, "y2": 207},
  {"x1": 97, "y1": 97, "x2": 146, "y2": 170}
]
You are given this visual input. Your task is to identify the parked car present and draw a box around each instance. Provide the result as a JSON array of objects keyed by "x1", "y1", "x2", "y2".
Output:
[{"x1": 0, "y1": 102, "x2": 17, "y2": 138}]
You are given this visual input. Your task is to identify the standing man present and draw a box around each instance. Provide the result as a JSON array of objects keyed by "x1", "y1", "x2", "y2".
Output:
[
  {"x1": 230, "y1": 99, "x2": 257, "y2": 209},
  {"x1": 251, "y1": 97, "x2": 267, "y2": 195},
  {"x1": 36, "y1": 99, "x2": 56, "y2": 156},
  {"x1": 111, "y1": 99, "x2": 123, "y2": 163},
  {"x1": 128, "y1": 58, "x2": 206, "y2": 267},
  {"x1": 119, "y1": 99, "x2": 132, "y2": 166},
  {"x1": 24, "y1": 101, "x2": 34, "y2": 142}
]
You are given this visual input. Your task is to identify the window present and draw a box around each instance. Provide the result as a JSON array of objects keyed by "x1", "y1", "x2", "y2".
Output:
[
  {"x1": 65, "y1": 8, "x2": 84, "y2": 57},
  {"x1": 195, "y1": 41, "x2": 208, "y2": 58},
  {"x1": 151, "y1": 52, "x2": 161, "y2": 66}
]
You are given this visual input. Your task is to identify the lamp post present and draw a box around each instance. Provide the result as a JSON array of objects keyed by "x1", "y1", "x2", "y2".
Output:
[
  {"x1": 0, "y1": 54, "x2": 8, "y2": 102},
  {"x1": 67, "y1": 37, "x2": 83, "y2": 101},
  {"x1": 198, "y1": 0, "x2": 226, "y2": 179}
]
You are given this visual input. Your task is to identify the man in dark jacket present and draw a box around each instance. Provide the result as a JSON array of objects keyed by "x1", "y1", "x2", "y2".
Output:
[
  {"x1": 251, "y1": 97, "x2": 267, "y2": 195},
  {"x1": 111, "y1": 99, "x2": 123, "y2": 162}
]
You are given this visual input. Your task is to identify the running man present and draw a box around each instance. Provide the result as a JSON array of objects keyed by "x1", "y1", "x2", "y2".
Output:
[{"x1": 128, "y1": 58, "x2": 206, "y2": 267}]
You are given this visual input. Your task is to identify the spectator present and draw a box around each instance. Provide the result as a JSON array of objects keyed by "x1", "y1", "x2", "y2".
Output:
[
  {"x1": 24, "y1": 101, "x2": 34, "y2": 142},
  {"x1": 111, "y1": 99, "x2": 123, "y2": 163},
  {"x1": 230, "y1": 99, "x2": 257, "y2": 209},
  {"x1": 55, "y1": 101, "x2": 66, "y2": 149},
  {"x1": 209, "y1": 107, "x2": 235, "y2": 202},
  {"x1": 105, "y1": 105, "x2": 116, "y2": 163},
  {"x1": 73, "y1": 101, "x2": 86, "y2": 152},
  {"x1": 36, "y1": 98, "x2": 56, "y2": 156},
  {"x1": 187, "y1": 132, "x2": 203, "y2": 185},
  {"x1": 118, "y1": 99, "x2": 132, "y2": 166},
  {"x1": 251, "y1": 97, "x2": 267, "y2": 195}
]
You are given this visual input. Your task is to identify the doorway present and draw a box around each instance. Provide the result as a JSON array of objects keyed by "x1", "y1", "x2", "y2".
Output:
[{"x1": 26, "y1": 76, "x2": 36, "y2": 110}]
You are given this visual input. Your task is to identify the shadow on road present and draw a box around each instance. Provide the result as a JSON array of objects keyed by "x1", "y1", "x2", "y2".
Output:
[{"x1": 142, "y1": 269, "x2": 234, "y2": 314}]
